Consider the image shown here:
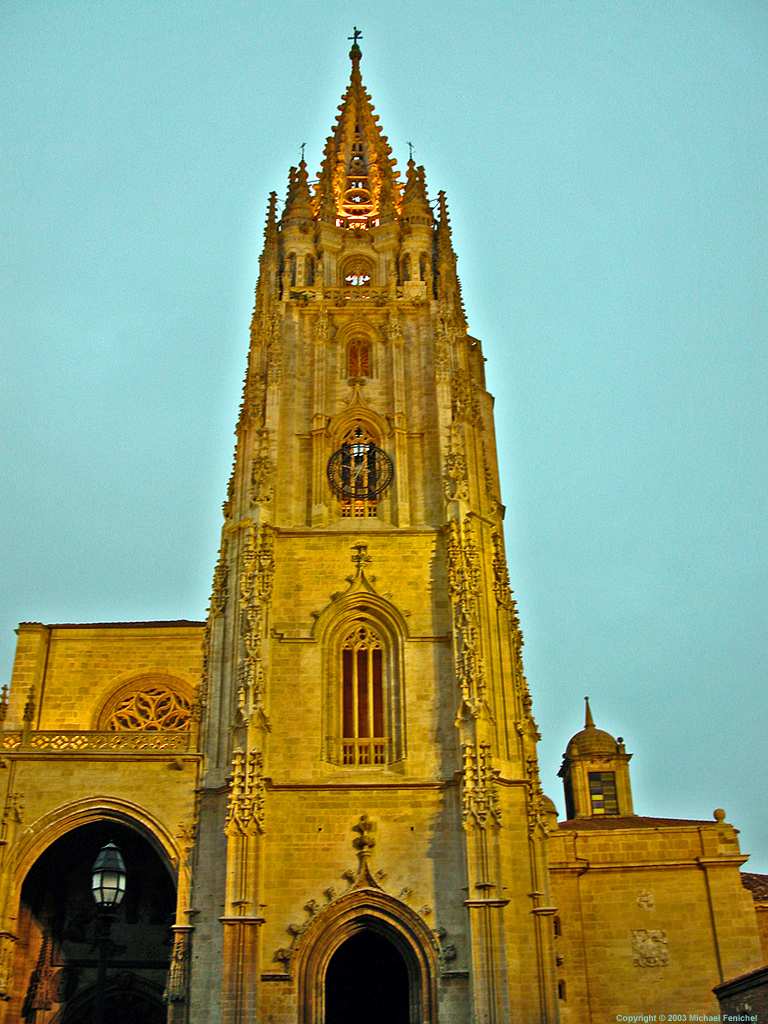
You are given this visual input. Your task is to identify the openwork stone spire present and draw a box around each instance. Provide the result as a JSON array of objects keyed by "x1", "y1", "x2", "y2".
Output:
[
  {"x1": 314, "y1": 38, "x2": 401, "y2": 228},
  {"x1": 283, "y1": 159, "x2": 313, "y2": 223}
]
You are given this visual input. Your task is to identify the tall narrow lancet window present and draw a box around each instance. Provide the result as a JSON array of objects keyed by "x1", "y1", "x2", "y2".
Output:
[
  {"x1": 305, "y1": 255, "x2": 314, "y2": 286},
  {"x1": 342, "y1": 623, "x2": 385, "y2": 765},
  {"x1": 348, "y1": 339, "x2": 370, "y2": 378},
  {"x1": 289, "y1": 254, "x2": 297, "y2": 286}
]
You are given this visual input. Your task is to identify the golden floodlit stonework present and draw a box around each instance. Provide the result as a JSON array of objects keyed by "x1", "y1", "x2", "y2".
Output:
[{"x1": 1, "y1": 35, "x2": 763, "y2": 1024}]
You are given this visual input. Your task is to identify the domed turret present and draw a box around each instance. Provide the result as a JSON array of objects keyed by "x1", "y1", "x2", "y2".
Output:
[
  {"x1": 558, "y1": 698, "x2": 634, "y2": 820},
  {"x1": 565, "y1": 696, "x2": 620, "y2": 758}
]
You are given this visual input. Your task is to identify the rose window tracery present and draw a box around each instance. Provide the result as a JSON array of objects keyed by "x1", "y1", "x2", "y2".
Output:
[{"x1": 105, "y1": 686, "x2": 193, "y2": 731}]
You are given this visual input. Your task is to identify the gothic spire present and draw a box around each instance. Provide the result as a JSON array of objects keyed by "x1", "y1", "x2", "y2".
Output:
[
  {"x1": 585, "y1": 696, "x2": 595, "y2": 729},
  {"x1": 255, "y1": 191, "x2": 279, "y2": 301},
  {"x1": 436, "y1": 190, "x2": 466, "y2": 326},
  {"x1": 401, "y1": 159, "x2": 432, "y2": 223},
  {"x1": 314, "y1": 36, "x2": 401, "y2": 227},
  {"x1": 283, "y1": 159, "x2": 312, "y2": 222}
]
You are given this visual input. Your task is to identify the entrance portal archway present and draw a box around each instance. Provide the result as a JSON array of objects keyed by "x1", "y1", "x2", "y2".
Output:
[
  {"x1": 15, "y1": 819, "x2": 175, "y2": 1024},
  {"x1": 294, "y1": 887, "x2": 439, "y2": 1024},
  {"x1": 325, "y1": 929, "x2": 409, "y2": 1024}
]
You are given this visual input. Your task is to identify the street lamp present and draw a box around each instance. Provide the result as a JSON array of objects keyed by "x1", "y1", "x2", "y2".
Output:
[{"x1": 91, "y1": 842, "x2": 126, "y2": 1024}]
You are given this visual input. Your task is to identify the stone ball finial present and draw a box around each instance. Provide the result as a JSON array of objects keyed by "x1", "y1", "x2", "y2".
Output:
[{"x1": 713, "y1": 808, "x2": 726, "y2": 823}]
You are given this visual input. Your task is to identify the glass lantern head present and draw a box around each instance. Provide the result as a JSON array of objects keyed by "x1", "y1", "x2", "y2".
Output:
[{"x1": 91, "y1": 842, "x2": 127, "y2": 908}]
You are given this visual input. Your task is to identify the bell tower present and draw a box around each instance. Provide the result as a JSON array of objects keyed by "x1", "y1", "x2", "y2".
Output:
[{"x1": 189, "y1": 36, "x2": 559, "y2": 1024}]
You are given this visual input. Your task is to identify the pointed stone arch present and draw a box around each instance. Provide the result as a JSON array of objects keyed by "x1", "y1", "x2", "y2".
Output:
[
  {"x1": 10, "y1": 797, "x2": 182, "y2": 892},
  {"x1": 327, "y1": 399, "x2": 390, "y2": 449},
  {"x1": 293, "y1": 886, "x2": 440, "y2": 1024}
]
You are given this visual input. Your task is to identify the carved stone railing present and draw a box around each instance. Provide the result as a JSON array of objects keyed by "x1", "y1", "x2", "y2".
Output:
[
  {"x1": 0, "y1": 731, "x2": 193, "y2": 752},
  {"x1": 323, "y1": 286, "x2": 390, "y2": 305}
]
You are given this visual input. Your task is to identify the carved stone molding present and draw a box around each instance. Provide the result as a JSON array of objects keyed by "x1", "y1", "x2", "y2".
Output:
[
  {"x1": 443, "y1": 424, "x2": 469, "y2": 503},
  {"x1": 225, "y1": 747, "x2": 265, "y2": 836},
  {"x1": 266, "y1": 310, "x2": 282, "y2": 388},
  {"x1": 239, "y1": 523, "x2": 275, "y2": 718},
  {"x1": 434, "y1": 318, "x2": 451, "y2": 383},
  {"x1": 446, "y1": 519, "x2": 486, "y2": 713},
  {"x1": 0, "y1": 933, "x2": 17, "y2": 1001},
  {"x1": 450, "y1": 365, "x2": 479, "y2": 424},
  {"x1": 211, "y1": 540, "x2": 229, "y2": 615},
  {"x1": 462, "y1": 741, "x2": 501, "y2": 828},
  {"x1": 165, "y1": 926, "x2": 193, "y2": 1003},
  {"x1": 491, "y1": 532, "x2": 513, "y2": 610},
  {"x1": 314, "y1": 307, "x2": 331, "y2": 344},
  {"x1": 637, "y1": 890, "x2": 655, "y2": 911},
  {"x1": 222, "y1": 463, "x2": 236, "y2": 519},
  {"x1": 250, "y1": 427, "x2": 274, "y2": 505}
]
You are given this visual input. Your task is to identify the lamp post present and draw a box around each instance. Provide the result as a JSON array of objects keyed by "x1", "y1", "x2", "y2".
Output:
[{"x1": 91, "y1": 842, "x2": 126, "y2": 1024}]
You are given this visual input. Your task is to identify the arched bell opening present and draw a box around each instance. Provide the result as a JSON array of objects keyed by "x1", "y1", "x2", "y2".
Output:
[{"x1": 14, "y1": 819, "x2": 175, "y2": 1024}]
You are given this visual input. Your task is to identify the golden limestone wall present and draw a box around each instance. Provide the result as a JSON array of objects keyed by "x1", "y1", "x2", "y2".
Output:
[
  {"x1": 547, "y1": 818, "x2": 763, "y2": 1022},
  {"x1": 0, "y1": 621, "x2": 203, "y2": 1021}
]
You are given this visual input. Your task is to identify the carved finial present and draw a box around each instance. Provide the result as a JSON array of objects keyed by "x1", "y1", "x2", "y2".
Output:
[
  {"x1": 266, "y1": 191, "x2": 277, "y2": 226},
  {"x1": 351, "y1": 542, "x2": 371, "y2": 576},
  {"x1": 408, "y1": 141, "x2": 413, "y2": 161},
  {"x1": 23, "y1": 686, "x2": 35, "y2": 724},
  {"x1": 352, "y1": 813, "x2": 376, "y2": 862},
  {"x1": 300, "y1": 142, "x2": 306, "y2": 162},
  {"x1": 584, "y1": 696, "x2": 595, "y2": 729}
]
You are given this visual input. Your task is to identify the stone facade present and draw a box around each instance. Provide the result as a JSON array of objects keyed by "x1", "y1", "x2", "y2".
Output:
[
  {"x1": 0, "y1": 39, "x2": 764, "y2": 1024},
  {"x1": 0, "y1": 622, "x2": 202, "y2": 1022}
]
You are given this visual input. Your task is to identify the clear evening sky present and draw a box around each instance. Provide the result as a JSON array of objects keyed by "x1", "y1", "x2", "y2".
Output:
[{"x1": 2, "y1": 3, "x2": 766, "y2": 869}]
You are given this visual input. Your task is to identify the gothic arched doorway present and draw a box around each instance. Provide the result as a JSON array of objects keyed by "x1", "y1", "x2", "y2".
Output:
[
  {"x1": 325, "y1": 929, "x2": 409, "y2": 1024},
  {"x1": 15, "y1": 819, "x2": 175, "y2": 1023},
  {"x1": 294, "y1": 888, "x2": 439, "y2": 1024}
]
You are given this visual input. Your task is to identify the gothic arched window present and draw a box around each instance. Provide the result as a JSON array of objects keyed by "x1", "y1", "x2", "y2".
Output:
[
  {"x1": 341, "y1": 256, "x2": 373, "y2": 289},
  {"x1": 305, "y1": 255, "x2": 315, "y2": 287},
  {"x1": 289, "y1": 254, "x2": 297, "y2": 287},
  {"x1": 348, "y1": 339, "x2": 370, "y2": 378},
  {"x1": 341, "y1": 623, "x2": 385, "y2": 766}
]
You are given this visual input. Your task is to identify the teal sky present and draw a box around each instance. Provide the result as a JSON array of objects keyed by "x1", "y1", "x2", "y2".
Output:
[{"x1": 2, "y1": 2, "x2": 767, "y2": 870}]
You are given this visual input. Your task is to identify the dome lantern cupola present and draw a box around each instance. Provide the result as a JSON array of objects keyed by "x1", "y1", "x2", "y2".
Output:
[{"x1": 558, "y1": 698, "x2": 634, "y2": 820}]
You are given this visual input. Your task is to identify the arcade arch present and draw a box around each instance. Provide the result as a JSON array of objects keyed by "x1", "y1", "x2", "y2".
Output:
[{"x1": 12, "y1": 817, "x2": 177, "y2": 1024}]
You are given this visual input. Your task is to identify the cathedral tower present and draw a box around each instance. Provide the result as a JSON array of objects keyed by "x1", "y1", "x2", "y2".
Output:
[{"x1": 191, "y1": 38, "x2": 558, "y2": 1023}]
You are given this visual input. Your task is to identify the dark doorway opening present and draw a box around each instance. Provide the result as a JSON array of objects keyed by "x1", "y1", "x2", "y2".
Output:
[
  {"x1": 18, "y1": 820, "x2": 174, "y2": 1024},
  {"x1": 325, "y1": 929, "x2": 410, "y2": 1024}
]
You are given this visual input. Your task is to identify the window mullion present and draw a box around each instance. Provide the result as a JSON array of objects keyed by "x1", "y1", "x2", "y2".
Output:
[
  {"x1": 366, "y1": 647, "x2": 374, "y2": 741},
  {"x1": 352, "y1": 646, "x2": 359, "y2": 748}
]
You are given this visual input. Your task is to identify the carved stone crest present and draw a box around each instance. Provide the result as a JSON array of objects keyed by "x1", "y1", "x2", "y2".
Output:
[{"x1": 631, "y1": 929, "x2": 669, "y2": 967}]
